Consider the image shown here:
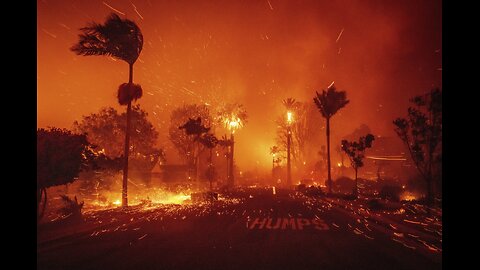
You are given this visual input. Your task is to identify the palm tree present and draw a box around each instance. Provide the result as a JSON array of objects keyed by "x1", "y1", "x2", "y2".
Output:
[
  {"x1": 216, "y1": 103, "x2": 248, "y2": 188},
  {"x1": 313, "y1": 84, "x2": 349, "y2": 194},
  {"x1": 71, "y1": 13, "x2": 144, "y2": 207},
  {"x1": 282, "y1": 98, "x2": 299, "y2": 187}
]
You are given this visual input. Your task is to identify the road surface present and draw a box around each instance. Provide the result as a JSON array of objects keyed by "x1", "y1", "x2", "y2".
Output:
[{"x1": 37, "y1": 188, "x2": 441, "y2": 270}]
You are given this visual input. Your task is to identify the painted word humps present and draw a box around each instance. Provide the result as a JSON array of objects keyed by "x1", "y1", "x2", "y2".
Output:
[{"x1": 248, "y1": 217, "x2": 329, "y2": 230}]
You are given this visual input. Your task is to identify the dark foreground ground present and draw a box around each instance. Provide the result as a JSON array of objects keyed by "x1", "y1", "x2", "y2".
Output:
[{"x1": 37, "y1": 188, "x2": 441, "y2": 270}]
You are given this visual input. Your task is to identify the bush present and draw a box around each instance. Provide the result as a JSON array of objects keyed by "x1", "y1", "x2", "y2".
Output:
[
  {"x1": 334, "y1": 176, "x2": 355, "y2": 193},
  {"x1": 379, "y1": 185, "x2": 402, "y2": 202},
  {"x1": 305, "y1": 186, "x2": 324, "y2": 197},
  {"x1": 367, "y1": 198, "x2": 383, "y2": 210},
  {"x1": 58, "y1": 195, "x2": 84, "y2": 220}
]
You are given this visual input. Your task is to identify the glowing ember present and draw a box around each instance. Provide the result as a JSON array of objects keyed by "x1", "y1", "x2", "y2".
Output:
[
  {"x1": 223, "y1": 116, "x2": 243, "y2": 133},
  {"x1": 400, "y1": 192, "x2": 418, "y2": 201}
]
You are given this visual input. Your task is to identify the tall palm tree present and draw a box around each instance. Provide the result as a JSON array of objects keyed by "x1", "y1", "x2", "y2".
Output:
[
  {"x1": 313, "y1": 84, "x2": 349, "y2": 194},
  {"x1": 71, "y1": 13, "x2": 144, "y2": 207},
  {"x1": 282, "y1": 98, "x2": 299, "y2": 187}
]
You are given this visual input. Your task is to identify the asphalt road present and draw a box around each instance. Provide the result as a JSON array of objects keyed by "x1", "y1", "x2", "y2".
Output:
[{"x1": 37, "y1": 188, "x2": 441, "y2": 270}]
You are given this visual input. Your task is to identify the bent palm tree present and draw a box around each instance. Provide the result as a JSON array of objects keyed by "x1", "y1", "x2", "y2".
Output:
[
  {"x1": 313, "y1": 84, "x2": 349, "y2": 194},
  {"x1": 71, "y1": 13, "x2": 144, "y2": 207}
]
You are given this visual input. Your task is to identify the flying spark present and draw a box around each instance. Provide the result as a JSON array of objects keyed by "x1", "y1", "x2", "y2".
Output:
[
  {"x1": 103, "y1": 1, "x2": 126, "y2": 15},
  {"x1": 266, "y1": 0, "x2": 273, "y2": 10},
  {"x1": 132, "y1": 3, "x2": 144, "y2": 20},
  {"x1": 336, "y1": 28, "x2": 345, "y2": 43},
  {"x1": 42, "y1": 29, "x2": 57, "y2": 38}
]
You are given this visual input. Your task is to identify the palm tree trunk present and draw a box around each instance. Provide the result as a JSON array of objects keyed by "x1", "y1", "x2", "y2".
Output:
[
  {"x1": 122, "y1": 63, "x2": 134, "y2": 207},
  {"x1": 229, "y1": 133, "x2": 235, "y2": 188},
  {"x1": 287, "y1": 128, "x2": 291, "y2": 187},
  {"x1": 326, "y1": 117, "x2": 332, "y2": 194},
  {"x1": 354, "y1": 168, "x2": 358, "y2": 198},
  {"x1": 209, "y1": 148, "x2": 213, "y2": 191}
]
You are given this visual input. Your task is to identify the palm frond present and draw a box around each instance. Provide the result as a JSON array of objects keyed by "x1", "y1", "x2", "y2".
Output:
[
  {"x1": 117, "y1": 83, "x2": 143, "y2": 105},
  {"x1": 71, "y1": 13, "x2": 143, "y2": 64},
  {"x1": 313, "y1": 84, "x2": 349, "y2": 119}
]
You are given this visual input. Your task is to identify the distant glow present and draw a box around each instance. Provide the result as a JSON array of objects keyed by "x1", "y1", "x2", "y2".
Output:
[
  {"x1": 223, "y1": 115, "x2": 243, "y2": 134},
  {"x1": 400, "y1": 192, "x2": 418, "y2": 201},
  {"x1": 337, "y1": 162, "x2": 342, "y2": 167},
  {"x1": 366, "y1": 156, "x2": 407, "y2": 161},
  {"x1": 287, "y1": 111, "x2": 293, "y2": 124},
  {"x1": 113, "y1": 199, "x2": 121, "y2": 206}
]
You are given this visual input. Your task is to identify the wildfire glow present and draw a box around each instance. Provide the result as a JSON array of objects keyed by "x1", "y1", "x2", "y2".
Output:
[
  {"x1": 286, "y1": 111, "x2": 293, "y2": 124},
  {"x1": 400, "y1": 192, "x2": 418, "y2": 201},
  {"x1": 223, "y1": 116, "x2": 243, "y2": 134},
  {"x1": 85, "y1": 186, "x2": 193, "y2": 211}
]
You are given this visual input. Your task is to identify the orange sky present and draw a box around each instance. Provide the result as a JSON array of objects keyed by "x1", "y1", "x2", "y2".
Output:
[{"x1": 37, "y1": 0, "x2": 442, "y2": 171}]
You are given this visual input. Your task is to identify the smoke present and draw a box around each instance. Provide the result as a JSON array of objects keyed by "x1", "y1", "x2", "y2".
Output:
[{"x1": 38, "y1": 0, "x2": 441, "y2": 172}]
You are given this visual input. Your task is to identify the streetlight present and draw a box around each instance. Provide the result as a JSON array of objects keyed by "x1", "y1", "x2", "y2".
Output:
[{"x1": 286, "y1": 110, "x2": 293, "y2": 188}]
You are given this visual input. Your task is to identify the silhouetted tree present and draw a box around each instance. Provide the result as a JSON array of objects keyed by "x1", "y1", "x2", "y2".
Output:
[
  {"x1": 216, "y1": 103, "x2": 248, "y2": 187},
  {"x1": 179, "y1": 117, "x2": 211, "y2": 181},
  {"x1": 37, "y1": 128, "x2": 97, "y2": 220},
  {"x1": 170, "y1": 104, "x2": 213, "y2": 167},
  {"x1": 276, "y1": 101, "x2": 323, "y2": 170},
  {"x1": 218, "y1": 135, "x2": 233, "y2": 182},
  {"x1": 313, "y1": 84, "x2": 349, "y2": 193},
  {"x1": 393, "y1": 89, "x2": 442, "y2": 205},
  {"x1": 71, "y1": 13, "x2": 144, "y2": 207},
  {"x1": 341, "y1": 134, "x2": 375, "y2": 198},
  {"x1": 198, "y1": 133, "x2": 219, "y2": 190},
  {"x1": 73, "y1": 105, "x2": 164, "y2": 173}
]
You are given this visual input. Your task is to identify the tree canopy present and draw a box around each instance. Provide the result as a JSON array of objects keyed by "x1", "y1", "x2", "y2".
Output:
[
  {"x1": 393, "y1": 88, "x2": 442, "y2": 203},
  {"x1": 71, "y1": 13, "x2": 143, "y2": 65},
  {"x1": 37, "y1": 127, "x2": 98, "y2": 189},
  {"x1": 73, "y1": 105, "x2": 164, "y2": 171},
  {"x1": 169, "y1": 104, "x2": 214, "y2": 164},
  {"x1": 313, "y1": 84, "x2": 349, "y2": 119}
]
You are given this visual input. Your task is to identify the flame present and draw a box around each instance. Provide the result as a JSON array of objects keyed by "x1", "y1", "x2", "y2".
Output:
[
  {"x1": 223, "y1": 116, "x2": 243, "y2": 133},
  {"x1": 85, "y1": 187, "x2": 192, "y2": 210},
  {"x1": 400, "y1": 191, "x2": 418, "y2": 201},
  {"x1": 287, "y1": 111, "x2": 293, "y2": 124}
]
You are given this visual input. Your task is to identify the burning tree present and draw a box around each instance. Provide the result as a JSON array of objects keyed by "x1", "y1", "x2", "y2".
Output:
[
  {"x1": 341, "y1": 134, "x2": 375, "y2": 198},
  {"x1": 71, "y1": 13, "x2": 144, "y2": 207},
  {"x1": 37, "y1": 128, "x2": 98, "y2": 221},
  {"x1": 313, "y1": 84, "x2": 349, "y2": 193},
  {"x1": 276, "y1": 101, "x2": 324, "y2": 175},
  {"x1": 393, "y1": 89, "x2": 442, "y2": 205},
  {"x1": 73, "y1": 106, "x2": 165, "y2": 189},
  {"x1": 216, "y1": 103, "x2": 248, "y2": 188}
]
